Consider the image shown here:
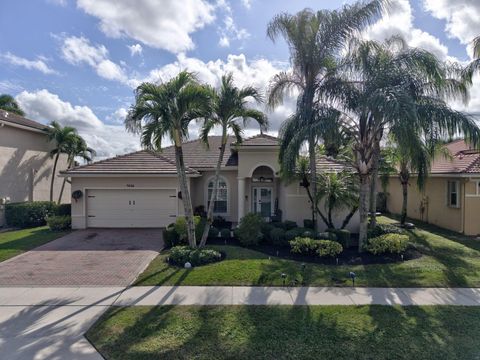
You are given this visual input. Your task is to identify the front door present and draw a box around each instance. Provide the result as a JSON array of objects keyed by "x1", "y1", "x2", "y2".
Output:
[{"x1": 252, "y1": 187, "x2": 272, "y2": 218}]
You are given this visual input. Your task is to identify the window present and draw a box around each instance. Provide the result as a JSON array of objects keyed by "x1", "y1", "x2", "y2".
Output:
[
  {"x1": 207, "y1": 177, "x2": 228, "y2": 214},
  {"x1": 447, "y1": 180, "x2": 460, "y2": 208}
]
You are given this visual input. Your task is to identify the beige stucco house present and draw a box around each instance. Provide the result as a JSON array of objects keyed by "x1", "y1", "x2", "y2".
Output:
[
  {"x1": 64, "y1": 134, "x2": 359, "y2": 232},
  {"x1": 0, "y1": 110, "x2": 70, "y2": 226},
  {"x1": 385, "y1": 139, "x2": 480, "y2": 235}
]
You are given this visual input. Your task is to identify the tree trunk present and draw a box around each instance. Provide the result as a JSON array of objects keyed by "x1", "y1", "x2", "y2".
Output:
[
  {"x1": 358, "y1": 173, "x2": 371, "y2": 252},
  {"x1": 50, "y1": 152, "x2": 60, "y2": 203},
  {"x1": 341, "y1": 206, "x2": 358, "y2": 229},
  {"x1": 199, "y1": 127, "x2": 227, "y2": 247},
  {"x1": 400, "y1": 177, "x2": 409, "y2": 226},
  {"x1": 57, "y1": 159, "x2": 73, "y2": 204},
  {"x1": 173, "y1": 133, "x2": 196, "y2": 248},
  {"x1": 369, "y1": 142, "x2": 380, "y2": 228},
  {"x1": 308, "y1": 136, "x2": 317, "y2": 232}
]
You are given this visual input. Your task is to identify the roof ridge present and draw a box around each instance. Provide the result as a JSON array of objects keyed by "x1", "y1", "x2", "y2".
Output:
[
  {"x1": 464, "y1": 154, "x2": 480, "y2": 173},
  {"x1": 68, "y1": 149, "x2": 148, "y2": 171},
  {"x1": 161, "y1": 135, "x2": 235, "y2": 151},
  {"x1": 147, "y1": 150, "x2": 199, "y2": 174}
]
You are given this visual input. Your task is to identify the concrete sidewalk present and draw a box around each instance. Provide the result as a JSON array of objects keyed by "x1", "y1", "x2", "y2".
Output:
[{"x1": 1, "y1": 286, "x2": 480, "y2": 359}]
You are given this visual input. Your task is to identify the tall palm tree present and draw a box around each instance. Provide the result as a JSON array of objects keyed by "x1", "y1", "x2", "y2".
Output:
[
  {"x1": 463, "y1": 36, "x2": 480, "y2": 81},
  {"x1": 267, "y1": 1, "x2": 386, "y2": 230},
  {"x1": 0, "y1": 94, "x2": 25, "y2": 116},
  {"x1": 125, "y1": 71, "x2": 212, "y2": 248},
  {"x1": 45, "y1": 121, "x2": 79, "y2": 202},
  {"x1": 58, "y1": 135, "x2": 95, "y2": 204},
  {"x1": 319, "y1": 37, "x2": 480, "y2": 250},
  {"x1": 198, "y1": 73, "x2": 267, "y2": 247}
]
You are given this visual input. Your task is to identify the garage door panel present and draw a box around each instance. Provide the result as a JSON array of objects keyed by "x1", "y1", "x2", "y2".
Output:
[{"x1": 87, "y1": 189, "x2": 177, "y2": 228}]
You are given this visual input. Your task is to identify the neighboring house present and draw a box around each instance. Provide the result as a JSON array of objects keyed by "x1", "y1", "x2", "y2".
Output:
[
  {"x1": 386, "y1": 139, "x2": 480, "y2": 235},
  {"x1": 64, "y1": 134, "x2": 359, "y2": 231},
  {"x1": 0, "y1": 110, "x2": 70, "y2": 226}
]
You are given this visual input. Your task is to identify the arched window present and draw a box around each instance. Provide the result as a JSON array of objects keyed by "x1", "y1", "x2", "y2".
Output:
[{"x1": 207, "y1": 177, "x2": 228, "y2": 214}]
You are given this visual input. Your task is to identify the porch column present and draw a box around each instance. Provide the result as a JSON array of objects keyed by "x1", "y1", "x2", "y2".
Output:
[{"x1": 238, "y1": 177, "x2": 245, "y2": 222}]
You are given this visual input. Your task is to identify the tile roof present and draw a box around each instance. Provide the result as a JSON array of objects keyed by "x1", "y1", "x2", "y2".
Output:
[
  {"x1": 161, "y1": 135, "x2": 238, "y2": 169},
  {"x1": 237, "y1": 133, "x2": 280, "y2": 146},
  {"x1": 316, "y1": 156, "x2": 354, "y2": 173},
  {"x1": 430, "y1": 140, "x2": 480, "y2": 174},
  {"x1": 63, "y1": 150, "x2": 199, "y2": 175},
  {"x1": 0, "y1": 110, "x2": 47, "y2": 132}
]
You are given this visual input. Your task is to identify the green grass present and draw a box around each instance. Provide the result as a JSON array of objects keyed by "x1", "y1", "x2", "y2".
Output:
[
  {"x1": 87, "y1": 305, "x2": 480, "y2": 360},
  {"x1": 0, "y1": 226, "x2": 69, "y2": 262},
  {"x1": 135, "y1": 216, "x2": 480, "y2": 287}
]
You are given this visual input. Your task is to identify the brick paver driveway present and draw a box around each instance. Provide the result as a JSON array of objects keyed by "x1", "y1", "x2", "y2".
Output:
[{"x1": 0, "y1": 229, "x2": 164, "y2": 286}]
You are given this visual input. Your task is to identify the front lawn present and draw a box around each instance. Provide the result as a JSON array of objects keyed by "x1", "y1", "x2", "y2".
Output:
[
  {"x1": 135, "y1": 216, "x2": 480, "y2": 287},
  {"x1": 0, "y1": 226, "x2": 69, "y2": 262},
  {"x1": 87, "y1": 305, "x2": 480, "y2": 360}
]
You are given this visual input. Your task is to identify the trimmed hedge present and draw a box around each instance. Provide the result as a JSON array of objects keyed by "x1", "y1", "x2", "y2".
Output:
[
  {"x1": 236, "y1": 213, "x2": 264, "y2": 246},
  {"x1": 269, "y1": 227, "x2": 287, "y2": 247},
  {"x1": 220, "y1": 228, "x2": 231, "y2": 239},
  {"x1": 261, "y1": 223, "x2": 275, "y2": 243},
  {"x1": 169, "y1": 246, "x2": 222, "y2": 267},
  {"x1": 174, "y1": 216, "x2": 206, "y2": 242},
  {"x1": 317, "y1": 232, "x2": 337, "y2": 241},
  {"x1": 303, "y1": 219, "x2": 314, "y2": 229},
  {"x1": 364, "y1": 234, "x2": 409, "y2": 255},
  {"x1": 5, "y1": 201, "x2": 72, "y2": 228},
  {"x1": 46, "y1": 215, "x2": 71, "y2": 231},
  {"x1": 331, "y1": 229, "x2": 351, "y2": 248},
  {"x1": 164, "y1": 223, "x2": 184, "y2": 248},
  {"x1": 367, "y1": 223, "x2": 404, "y2": 238},
  {"x1": 289, "y1": 237, "x2": 343, "y2": 258}
]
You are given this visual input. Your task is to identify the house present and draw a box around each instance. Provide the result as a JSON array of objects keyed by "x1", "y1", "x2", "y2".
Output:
[
  {"x1": 64, "y1": 134, "x2": 359, "y2": 231},
  {"x1": 385, "y1": 139, "x2": 480, "y2": 235},
  {"x1": 0, "y1": 110, "x2": 70, "y2": 226}
]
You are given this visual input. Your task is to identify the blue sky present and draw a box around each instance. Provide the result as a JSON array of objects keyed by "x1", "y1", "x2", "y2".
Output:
[{"x1": 0, "y1": 0, "x2": 479, "y2": 157}]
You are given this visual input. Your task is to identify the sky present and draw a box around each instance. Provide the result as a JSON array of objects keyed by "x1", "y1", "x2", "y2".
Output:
[{"x1": 0, "y1": 0, "x2": 479, "y2": 158}]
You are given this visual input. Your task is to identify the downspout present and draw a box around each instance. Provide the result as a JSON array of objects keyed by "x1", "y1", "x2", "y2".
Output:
[{"x1": 462, "y1": 179, "x2": 466, "y2": 234}]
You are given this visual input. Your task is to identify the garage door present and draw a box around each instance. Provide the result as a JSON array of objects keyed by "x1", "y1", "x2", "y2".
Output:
[{"x1": 86, "y1": 189, "x2": 177, "y2": 228}]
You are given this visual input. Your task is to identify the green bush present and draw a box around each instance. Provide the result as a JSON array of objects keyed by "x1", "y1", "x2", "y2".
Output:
[
  {"x1": 271, "y1": 221, "x2": 286, "y2": 230},
  {"x1": 169, "y1": 246, "x2": 222, "y2": 267},
  {"x1": 367, "y1": 223, "x2": 404, "y2": 238},
  {"x1": 208, "y1": 226, "x2": 220, "y2": 239},
  {"x1": 302, "y1": 230, "x2": 316, "y2": 238},
  {"x1": 261, "y1": 223, "x2": 275, "y2": 242},
  {"x1": 54, "y1": 203, "x2": 71, "y2": 216},
  {"x1": 317, "y1": 232, "x2": 337, "y2": 241},
  {"x1": 268, "y1": 227, "x2": 287, "y2": 246},
  {"x1": 316, "y1": 240, "x2": 343, "y2": 258},
  {"x1": 285, "y1": 227, "x2": 307, "y2": 241},
  {"x1": 164, "y1": 224, "x2": 183, "y2": 248},
  {"x1": 220, "y1": 228, "x2": 231, "y2": 239},
  {"x1": 5, "y1": 201, "x2": 56, "y2": 228},
  {"x1": 303, "y1": 219, "x2": 314, "y2": 229},
  {"x1": 174, "y1": 216, "x2": 205, "y2": 242},
  {"x1": 46, "y1": 215, "x2": 71, "y2": 231},
  {"x1": 284, "y1": 220, "x2": 297, "y2": 230},
  {"x1": 236, "y1": 213, "x2": 264, "y2": 246},
  {"x1": 289, "y1": 237, "x2": 319, "y2": 256},
  {"x1": 332, "y1": 229, "x2": 351, "y2": 248},
  {"x1": 364, "y1": 234, "x2": 410, "y2": 255}
]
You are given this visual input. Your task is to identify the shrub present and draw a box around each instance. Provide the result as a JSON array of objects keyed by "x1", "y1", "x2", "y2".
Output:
[
  {"x1": 169, "y1": 246, "x2": 222, "y2": 267},
  {"x1": 46, "y1": 215, "x2": 71, "y2": 231},
  {"x1": 164, "y1": 224, "x2": 183, "y2": 248},
  {"x1": 208, "y1": 226, "x2": 220, "y2": 239},
  {"x1": 367, "y1": 223, "x2": 404, "y2": 238},
  {"x1": 212, "y1": 216, "x2": 231, "y2": 229},
  {"x1": 289, "y1": 237, "x2": 319, "y2": 256},
  {"x1": 269, "y1": 227, "x2": 287, "y2": 246},
  {"x1": 332, "y1": 229, "x2": 351, "y2": 248},
  {"x1": 236, "y1": 213, "x2": 264, "y2": 246},
  {"x1": 174, "y1": 216, "x2": 205, "y2": 242},
  {"x1": 364, "y1": 234, "x2": 409, "y2": 255},
  {"x1": 285, "y1": 227, "x2": 307, "y2": 241},
  {"x1": 302, "y1": 230, "x2": 316, "y2": 238},
  {"x1": 316, "y1": 240, "x2": 343, "y2": 258},
  {"x1": 283, "y1": 220, "x2": 297, "y2": 230},
  {"x1": 54, "y1": 203, "x2": 71, "y2": 216},
  {"x1": 261, "y1": 223, "x2": 275, "y2": 242},
  {"x1": 303, "y1": 219, "x2": 314, "y2": 229},
  {"x1": 220, "y1": 228, "x2": 231, "y2": 239},
  {"x1": 5, "y1": 201, "x2": 56, "y2": 228},
  {"x1": 271, "y1": 221, "x2": 286, "y2": 230},
  {"x1": 317, "y1": 232, "x2": 337, "y2": 241}
]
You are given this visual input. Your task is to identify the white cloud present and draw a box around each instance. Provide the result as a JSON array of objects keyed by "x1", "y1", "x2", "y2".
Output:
[
  {"x1": 365, "y1": 0, "x2": 449, "y2": 60},
  {"x1": 423, "y1": 0, "x2": 480, "y2": 48},
  {"x1": 136, "y1": 53, "x2": 293, "y2": 132},
  {"x1": 15, "y1": 89, "x2": 139, "y2": 158},
  {"x1": 61, "y1": 35, "x2": 130, "y2": 84},
  {"x1": 128, "y1": 44, "x2": 143, "y2": 56},
  {"x1": 76, "y1": 0, "x2": 215, "y2": 53},
  {"x1": 106, "y1": 107, "x2": 128, "y2": 124},
  {"x1": 241, "y1": 0, "x2": 251, "y2": 9},
  {"x1": 215, "y1": 2, "x2": 250, "y2": 48},
  {"x1": 46, "y1": 0, "x2": 67, "y2": 6},
  {"x1": 1, "y1": 52, "x2": 57, "y2": 75}
]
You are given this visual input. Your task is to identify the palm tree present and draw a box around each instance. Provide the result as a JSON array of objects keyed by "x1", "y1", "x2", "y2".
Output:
[
  {"x1": 45, "y1": 121, "x2": 79, "y2": 202},
  {"x1": 319, "y1": 37, "x2": 480, "y2": 250},
  {"x1": 198, "y1": 73, "x2": 267, "y2": 247},
  {"x1": 463, "y1": 36, "x2": 480, "y2": 81},
  {"x1": 0, "y1": 94, "x2": 25, "y2": 116},
  {"x1": 125, "y1": 71, "x2": 212, "y2": 248},
  {"x1": 267, "y1": 1, "x2": 386, "y2": 231},
  {"x1": 58, "y1": 135, "x2": 95, "y2": 203}
]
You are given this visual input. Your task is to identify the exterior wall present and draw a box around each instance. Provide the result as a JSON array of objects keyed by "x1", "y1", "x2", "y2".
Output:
[
  {"x1": 464, "y1": 178, "x2": 480, "y2": 236},
  {"x1": 237, "y1": 149, "x2": 280, "y2": 178},
  {"x1": 70, "y1": 176, "x2": 189, "y2": 229},
  {"x1": 282, "y1": 182, "x2": 360, "y2": 233},
  {"x1": 190, "y1": 170, "x2": 238, "y2": 222},
  {"x1": 385, "y1": 176, "x2": 465, "y2": 233},
  {"x1": 0, "y1": 124, "x2": 70, "y2": 226}
]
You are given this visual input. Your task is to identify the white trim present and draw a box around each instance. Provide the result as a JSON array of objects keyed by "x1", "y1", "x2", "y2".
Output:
[
  {"x1": 252, "y1": 186, "x2": 274, "y2": 217},
  {"x1": 446, "y1": 180, "x2": 460, "y2": 208},
  {"x1": 205, "y1": 175, "x2": 230, "y2": 216},
  {"x1": 248, "y1": 163, "x2": 277, "y2": 178},
  {"x1": 61, "y1": 173, "x2": 200, "y2": 178},
  {"x1": 0, "y1": 120, "x2": 46, "y2": 134}
]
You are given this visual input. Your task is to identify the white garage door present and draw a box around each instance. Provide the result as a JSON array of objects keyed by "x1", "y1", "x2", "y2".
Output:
[{"x1": 86, "y1": 189, "x2": 177, "y2": 228}]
